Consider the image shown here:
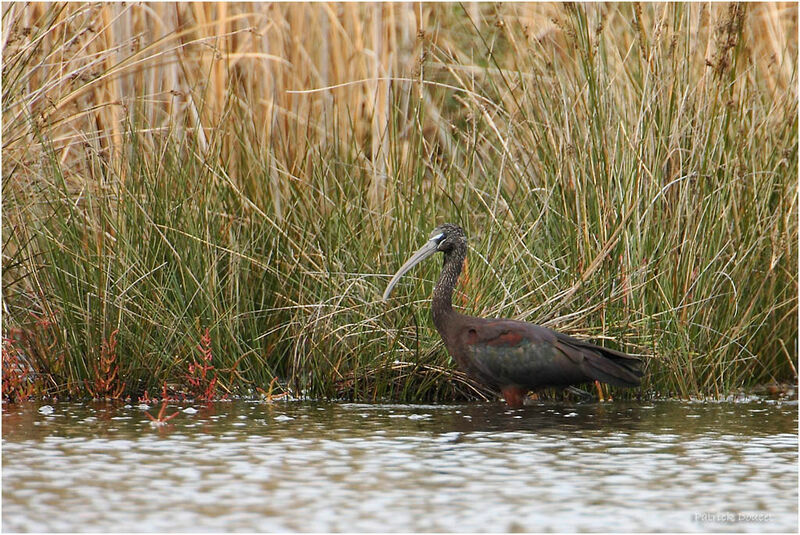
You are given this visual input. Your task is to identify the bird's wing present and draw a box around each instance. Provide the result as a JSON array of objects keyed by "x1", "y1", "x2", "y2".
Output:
[
  {"x1": 457, "y1": 320, "x2": 588, "y2": 387},
  {"x1": 457, "y1": 319, "x2": 643, "y2": 388}
]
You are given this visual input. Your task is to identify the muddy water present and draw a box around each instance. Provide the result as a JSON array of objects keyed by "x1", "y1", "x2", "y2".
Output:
[{"x1": 2, "y1": 400, "x2": 797, "y2": 532}]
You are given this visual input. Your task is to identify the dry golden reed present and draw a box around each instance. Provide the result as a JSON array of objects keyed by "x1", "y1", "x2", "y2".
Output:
[{"x1": 3, "y1": 3, "x2": 795, "y2": 198}]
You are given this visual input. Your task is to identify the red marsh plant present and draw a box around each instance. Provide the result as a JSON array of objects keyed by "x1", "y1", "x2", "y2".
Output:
[
  {"x1": 185, "y1": 328, "x2": 220, "y2": 401},
  {"x1": 138, "y1": 381, "x2": 173, "y2": 404},
  {"x1": 3, "y1": 314, "x2": 64, "y2": 400},
  {"x1": 85, "y1": 330, "x2": 125, "y2": 400},
  {"x1": 145, "y1": 384, "x2": 179, "y2": 427},
  {"x1": 2, "y1": 336, "x2": 37, "y2": 403}
]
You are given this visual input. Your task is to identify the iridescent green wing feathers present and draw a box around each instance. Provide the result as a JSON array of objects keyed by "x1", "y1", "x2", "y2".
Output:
[{"x1": 459, "y1": 320, "x2": 642, "y2": 389}]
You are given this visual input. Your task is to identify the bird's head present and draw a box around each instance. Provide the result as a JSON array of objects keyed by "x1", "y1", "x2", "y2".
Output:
[{"x1": 382, "y1": 223, "x2": 466, "y2": 301}]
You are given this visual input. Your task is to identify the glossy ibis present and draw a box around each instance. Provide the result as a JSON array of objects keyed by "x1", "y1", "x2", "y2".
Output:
[{"x1": 382, "y1": 223, "x2": 643, "y2": 408}]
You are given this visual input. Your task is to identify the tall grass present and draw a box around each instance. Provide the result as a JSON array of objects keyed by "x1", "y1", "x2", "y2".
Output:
[{"x1": 2, "y1": 3, "x2": 797, "y2": 401}]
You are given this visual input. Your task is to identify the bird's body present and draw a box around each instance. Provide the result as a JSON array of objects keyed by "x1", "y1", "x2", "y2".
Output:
[{"x1": 383, "y1": 223, "x2": 643, "y2": 408}]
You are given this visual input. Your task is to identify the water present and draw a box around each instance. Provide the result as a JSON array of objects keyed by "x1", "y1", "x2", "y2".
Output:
[{"x1": 3, "y1": 400, "x2": 797, "y2": 532}]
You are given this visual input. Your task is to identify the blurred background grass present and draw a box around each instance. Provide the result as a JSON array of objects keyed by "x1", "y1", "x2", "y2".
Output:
[{"x1": 2, "y1": 2, "x2": 797, "y2": 402}]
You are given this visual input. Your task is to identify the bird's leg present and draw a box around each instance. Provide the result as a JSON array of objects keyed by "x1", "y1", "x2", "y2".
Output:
[
  {"x1": 594, "y1": 380, "x2": 605, "y2": 402},
  {"x1": 501, "y1": 386, "x2": 527, "y2": 409}
]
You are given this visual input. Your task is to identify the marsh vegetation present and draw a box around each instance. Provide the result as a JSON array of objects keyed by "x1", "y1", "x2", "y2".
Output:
[{"x1": 2, "y1": 3, "x2": 797, "y2": 402}]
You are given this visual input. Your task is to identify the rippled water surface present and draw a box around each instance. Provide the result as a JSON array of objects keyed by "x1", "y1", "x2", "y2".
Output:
[{"x1": 3, "y1": 400, "x2": 797, "y2": 532}]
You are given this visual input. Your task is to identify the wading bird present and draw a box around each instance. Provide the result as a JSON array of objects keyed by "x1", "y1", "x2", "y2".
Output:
[{"x1": 383, "y1": 223, "x2": 643, "y2": 408}]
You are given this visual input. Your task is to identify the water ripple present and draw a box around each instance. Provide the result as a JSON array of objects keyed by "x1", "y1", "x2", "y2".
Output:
[{"x1": 3, "y1": 400, "x2": 797, "y2": 532}]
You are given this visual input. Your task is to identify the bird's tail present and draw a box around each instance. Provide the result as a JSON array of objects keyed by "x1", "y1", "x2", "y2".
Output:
[{"x1": 562, "y1": 338, "x2": 644, "y2": 387}]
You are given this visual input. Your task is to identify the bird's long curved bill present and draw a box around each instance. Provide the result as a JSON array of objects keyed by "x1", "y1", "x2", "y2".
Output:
[{"x1": 382, "y1": 239, "x2": 439, "y2": 301}]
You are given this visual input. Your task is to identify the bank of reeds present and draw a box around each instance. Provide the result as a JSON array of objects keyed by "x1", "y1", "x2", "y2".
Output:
[{"x1": 2, "y1": 3, "x2": 797, "y2": 402}]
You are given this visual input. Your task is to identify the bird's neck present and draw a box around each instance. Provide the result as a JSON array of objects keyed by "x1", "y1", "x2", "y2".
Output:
[{"x1": 432, "y1": 243, "x2": 466, "y2": 333}]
